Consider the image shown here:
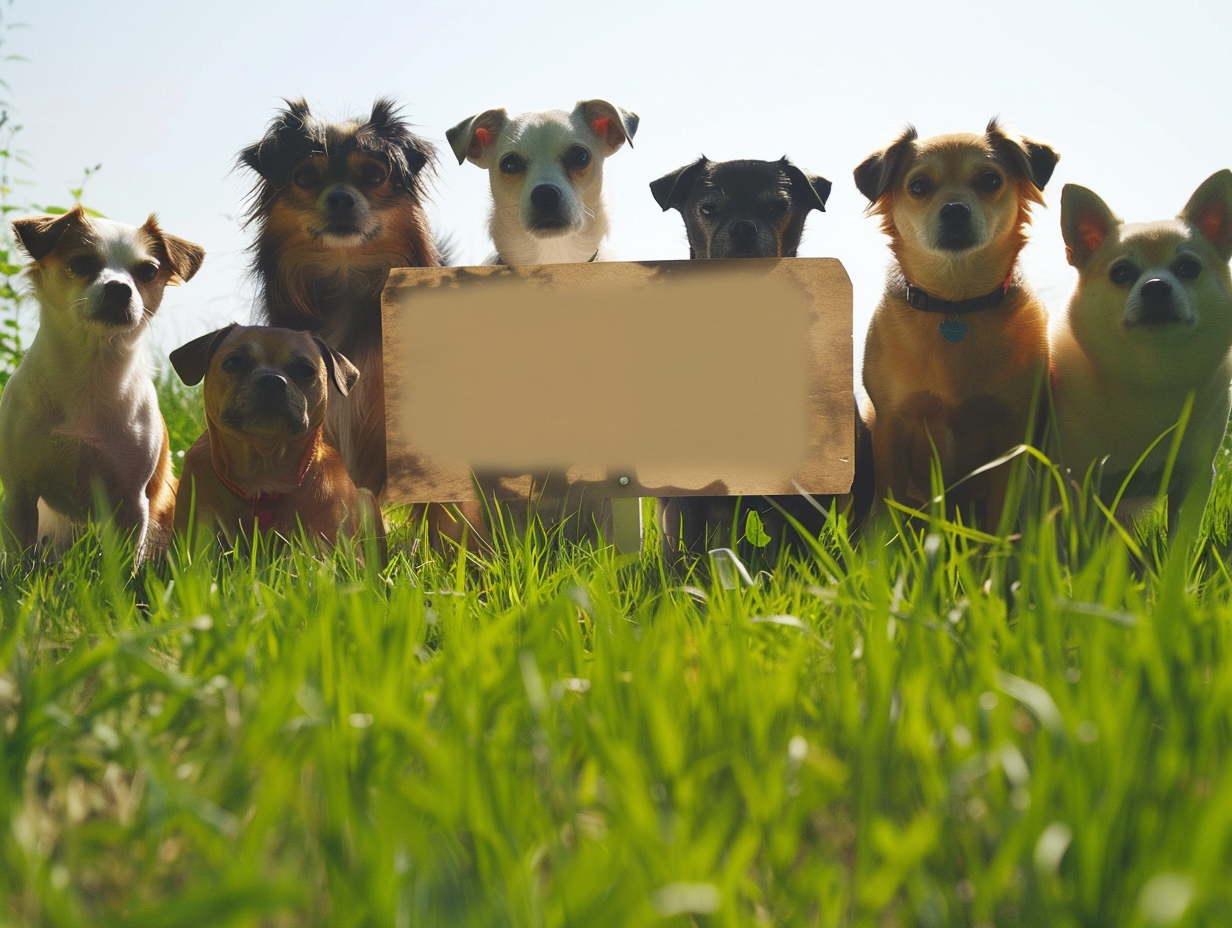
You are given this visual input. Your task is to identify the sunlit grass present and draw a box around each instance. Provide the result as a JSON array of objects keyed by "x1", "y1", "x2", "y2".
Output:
[{"x1": 2, "y1": 383, "x2": 1232, "y2": 926}]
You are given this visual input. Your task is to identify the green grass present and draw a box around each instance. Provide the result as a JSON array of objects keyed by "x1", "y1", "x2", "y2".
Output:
[{"x1": 3, "y1": 380, "x2": 1232, "y2": 927}]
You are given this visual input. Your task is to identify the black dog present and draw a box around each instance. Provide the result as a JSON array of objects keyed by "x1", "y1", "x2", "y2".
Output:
[{"x1": 650, "y1": 156, "x2": 870, "y2": 562}]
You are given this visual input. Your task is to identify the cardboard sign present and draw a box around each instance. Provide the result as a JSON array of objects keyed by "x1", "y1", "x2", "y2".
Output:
[{"x1": 382, "y1": 258, "x2": 853, "y2": 504}]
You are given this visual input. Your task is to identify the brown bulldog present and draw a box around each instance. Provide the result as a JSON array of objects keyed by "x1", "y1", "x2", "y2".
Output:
[{"x1": 170, "y1": 324, "x2": 383, "y2": 555}]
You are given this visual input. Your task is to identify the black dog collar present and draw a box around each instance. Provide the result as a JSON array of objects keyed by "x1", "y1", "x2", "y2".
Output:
[{"x1": 904, "y1": 274, "x2": 1013, "y2": 315}]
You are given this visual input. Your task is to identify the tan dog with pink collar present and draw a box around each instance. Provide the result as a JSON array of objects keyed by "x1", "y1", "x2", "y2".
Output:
[{"x1": 170, "y1": 324, "x2": 383, "y2": 554}]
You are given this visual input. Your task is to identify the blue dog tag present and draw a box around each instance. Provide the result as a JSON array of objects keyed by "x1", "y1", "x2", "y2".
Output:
[{"x1": 939, "y1": 319, "x2": 969, "y2": 343}]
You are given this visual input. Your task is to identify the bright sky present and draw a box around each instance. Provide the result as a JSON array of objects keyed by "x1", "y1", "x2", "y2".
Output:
[{"x1": 10, "y1": 0, "x2": 1232, "y2": 376}]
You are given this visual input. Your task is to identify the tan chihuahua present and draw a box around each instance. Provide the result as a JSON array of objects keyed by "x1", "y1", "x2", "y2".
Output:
[
  {"x1": 0, "y1": 206, "x2": 204, "y2": 560},
  {"x1": 855, "y1": 119, "x2": 1058, "y2": 524},
  {"x1": 1051, "y1": 170, "x2": 1232, "y2": 535},
  {"x1": 170, "y1": 324, "x2": 383, "y2": 554}
]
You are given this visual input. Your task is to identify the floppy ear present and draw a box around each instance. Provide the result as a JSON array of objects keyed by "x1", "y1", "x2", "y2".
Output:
[
  {"x1": 314, "y1": 338, "x2": 360, "y2": 396},
  {"x1": 576, "y1": 100, "x2": 639, "y2": 157},
  {"x1": 170, "y1": 324, "x2": 239, "y2": 387},
  {"x1": 782, "y1": 159, "x2": 832, "y2": 212},
  {"x1": 445, "y1": 109, "x2": 508, "y2": 168},
  {"x1": 1061, "y1": 184, "x2": 1120, "y2": 269},
  {"x1": 11, "y1": 206, "x2": 89, "y2": 262},
  {"x1": 141, "y1": 215, "x2": 206, "y2": 285},
  {"x1": 1180, "y1": 168, "x2": 1232, "y2": 262},
  {"x1": 238, "y1": 98, "x2": 317, "y2": 182},
  {"x1": 650, "y1": 158, "x2": 710, "y2": 212},
  {"x1": 853, "y1": 126, "x2": 918, "y2": 203},
  {"x1": 364, "y1": 96, "x2": 435, "y2": 182},
  {"x1": 986, "y1": 118, "x2": 1059, "y2": 191}
]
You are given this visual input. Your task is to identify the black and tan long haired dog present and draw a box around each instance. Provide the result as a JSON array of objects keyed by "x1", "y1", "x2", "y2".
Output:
[{"x1": 239, "y1": 97, "x2": 440, "y2": 498}]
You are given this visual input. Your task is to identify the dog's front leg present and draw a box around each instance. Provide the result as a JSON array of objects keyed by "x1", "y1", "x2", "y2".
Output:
[{"x1": 0, "y1": 487, "x2": 40, "y2": 554}]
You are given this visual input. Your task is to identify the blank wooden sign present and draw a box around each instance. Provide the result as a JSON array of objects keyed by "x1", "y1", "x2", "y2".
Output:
[{"x1": 382, "y1": 258, "x2": 853, "y2": 504}]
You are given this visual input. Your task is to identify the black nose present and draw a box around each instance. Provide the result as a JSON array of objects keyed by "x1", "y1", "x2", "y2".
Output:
[
  {"x1": 255, "y1": 371, "x2": 290, "y2": 400},
  {"x1": 102, "y1": 280, "x2": 132, "y2": 303},
  {"x1": 939, "y1": 202, "x2": 971, "y2": 226},
  {"x1": 729, "y1": 219, "x2": 758, "y2": 241},
  {"x1": 326, "y1": 189, "x2": 356, "y2": 213},
  {"x1": 530, "y1": 184, "x2": 563, "y2": 213},
  {"x1": 1140, "y1": 277, "x2": 1173, "y2": 303}
]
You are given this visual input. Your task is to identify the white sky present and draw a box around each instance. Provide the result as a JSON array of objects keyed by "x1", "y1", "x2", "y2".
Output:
[{"x1": 9, "y1": 0, "x2": 1232, "y2": 378}]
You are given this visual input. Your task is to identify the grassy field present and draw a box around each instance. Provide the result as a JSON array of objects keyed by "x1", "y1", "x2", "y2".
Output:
[{"x1": 3, "y1": 378, "x2": 1232, "y2": 928}]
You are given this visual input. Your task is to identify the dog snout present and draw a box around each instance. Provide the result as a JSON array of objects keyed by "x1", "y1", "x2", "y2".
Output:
[
  {"x1": 102, "y1": 280, "x2": 132, "y2": 303},
  {"x1": 255, "y1": 370, "x2": 291, "y2": 401},
  {"x1": 1140, "y1": 277, "x2": 1173, "y2": 304},
  {"x1": 939, "y1": 202, "x2": 972, "y2": 226},
  {"x1": 729, "y1": 219, "x2": 759, "y2": 241},
  {"x1": 93, "y1": 280, "x2": 137, "y2": 326},
  {"x1": 326, "y1": 189, "x2": 357, "y2": 214},
  {"x1": 530, "y1": 184, "x2": 563, "y2": 213}
]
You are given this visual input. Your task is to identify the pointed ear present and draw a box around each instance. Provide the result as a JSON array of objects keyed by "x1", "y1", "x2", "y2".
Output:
[
  {"x1": 445, "y1": 109, "x2": 508, "y2": 168},
  {"x1": 170, "y1": 324, "x2": 239, "y2": 387},
  {"x1": 853, "y1": 126, "x2": 918, "y2": 203},
  {"x1": 575, "y1": 100, "x2": 639, "y2": 156},
  {"x1": 11, "y1": 206, "x2": 89, "y2": 261},
  {"x1": 141, "y1": 215, "x2": 205, "y2": 285},
  {"x1": 1180, "y1": 169, "x2": 1232, "y2": 262},
  {"x1": 986, "y1": 118, "x2": 1059, "y2": 191},
  {"x1": 315, "y1": 338, "x2": 360, "y2": 396},
  {"x1": 650, "y1": 158, "x2": 710, "y2": 212},
  {"x1": 782, "y1": 159, "x2": 831, "y2": 212},
  {"x1": 1061, "y1": 184, "x2": 1120, "y2": 269}
]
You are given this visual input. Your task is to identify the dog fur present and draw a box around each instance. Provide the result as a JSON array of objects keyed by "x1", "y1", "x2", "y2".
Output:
[
  {"x1": 1051, "y1": 170, "x2": 1232, "y2": 534},
  {"x1": 0, "y1": 206, "x2": 204, "y2": 559},
  {"x1": 648, "y1": 155, "x2": 873, "y2": 560},
  {"x1": 238, "y1": 97, "x2": 440, "y2": 498},
  {"x1": 170, "y1": 323, "x2": 383, "y2": 553},
  {"x1": 855, "y1": 119, "x2": 1058, "y2": 525},
  {"x1": 447, "y1": 100, "x2": 638, "y2": 265}
]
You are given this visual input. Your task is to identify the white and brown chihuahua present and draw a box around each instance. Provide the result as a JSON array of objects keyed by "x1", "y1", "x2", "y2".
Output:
[
  {"x1": 0, "y1": 206, "x2": 204, "y2": 560},
  {"x1": 447, "y1": 100, "x2": 638, "y2": 265}
]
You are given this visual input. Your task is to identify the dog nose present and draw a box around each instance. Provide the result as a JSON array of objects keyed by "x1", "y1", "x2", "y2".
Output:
[
  {"x1": 326, "y1": 189, "x2": 356, "y2": 213},
  {"x1": 1140, "y1": 277, "x2": 1173, "y2": 303},
  {"x1": 102, "y1": 280, "x2": 132, "y2": 303},
  {"x1": 255, "y1": 371, "x2": 290, "y2": 400},
  {"x1": 729, "y1": 219, "x2": 759, "y2": 241},
  {"x1": 939, "y1": 202, "x2": 971, "y2": 225},
  {"x1": 530, "y1": 184, "x2": 563, "y2": 213}
]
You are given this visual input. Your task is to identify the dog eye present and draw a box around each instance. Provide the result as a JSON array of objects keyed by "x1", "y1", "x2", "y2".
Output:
[
  {"x1": 1109, "y1": 261, "x2": 1139, "y2": 286},
  {"x1": 288, "y1": 360, "x2": 317, "y2": 381},
  {"x1": 292, "y1": 166, "x2": 320, "y2": 188},
  {"x1": 68, "y1": 255, "x2": 100, "y2": 278},
  {"x1": 221, "y1": 354, "x2": 245, "y2": 374},
  {"x1": 564, "y1": 146, "x2": 591, "y2": 170},
  {"x1": 359, "y1": 163, "x2": 388, "y2": 188},
  {"x1": 698, "y1": 201, "x2": 718, "y2": 217},
  {"x1": 975, "y1": 171, "x2": 1003, "y2": 193},
  {"x1": 133, "y1": 262, "x2": 159, "y2": 283},
  {"x1": 499, "y1": 153, "x2": 527, "y2": 175},
  {"x1": 1174, "y1": 255, "x2": 1202, "y2": 280},
  {"x1": 907, "y1": 177, "x2": 933, "y2": 198}
]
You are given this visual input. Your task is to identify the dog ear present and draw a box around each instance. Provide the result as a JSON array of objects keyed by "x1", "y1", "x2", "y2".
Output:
[
  {"x1": 446, "y1": 109, "x2": 508, "y2": 168},
  {"x1": 363, "y1": 97, "x2": 436, "y2": 182},
  {"x1": 986, "y1": 118, "x2": 1059, "y2": 191},
  {"x1": 314, "y1": 338, "x2": 361, "y2": 396},
  {"x1": 575, "y1": 101, "x2": 639, "y2": 156},
  {"x1": 853, "y1": 126, "x2": 918, "y2": 203},
  {"x1": 1061, "y1": 184, "x2": 1120, "y2": 269},
  {"x1": 1180, "y1": 169, "x2": 1232, "y2": 262},
  {"x1": 11, "y1": 206, "x2": 89, "y2": 262},
  {"x1": 239, "y1": 98, "x2": 318, "y2": 182},
  {"x1": 781, "y1": 159, "x2": 832, "y2": 213},
  {"x1": 650, "y1": 158, "x2": 710, "y2": 212},
  {"x1": 170, "y1": 324, "x2": 239, "y2": 387},
  {"x1": 140, "y1": 215, "x2": 206, "y2": 286}
]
